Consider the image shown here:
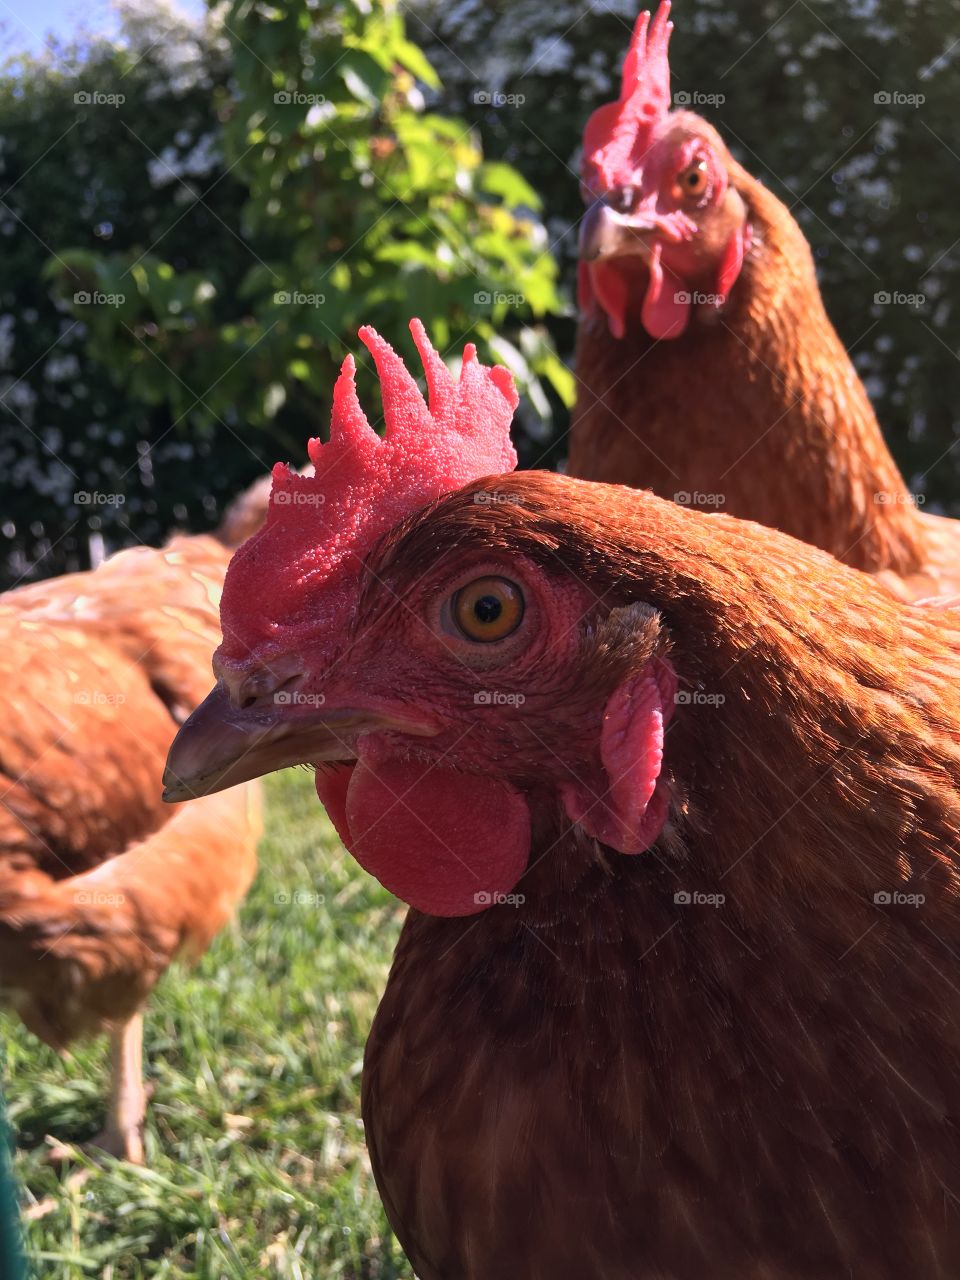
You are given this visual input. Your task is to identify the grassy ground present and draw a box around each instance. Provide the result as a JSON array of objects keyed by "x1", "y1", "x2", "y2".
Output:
[{"x1": 3, "y1": 771, "x2": 416, "y2": 1279}]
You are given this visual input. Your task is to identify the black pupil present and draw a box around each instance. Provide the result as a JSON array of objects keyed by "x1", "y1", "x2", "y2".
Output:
[
  {"x1": 687, "y1": 170, "x2": 701, "y2": 185},
  {"x1": 473, "y1": 595, "x2": 503, "y2": 625}
]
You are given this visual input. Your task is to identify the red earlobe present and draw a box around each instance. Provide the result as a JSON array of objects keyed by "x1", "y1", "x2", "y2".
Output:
[
  {"x1": 715, "y1": 224, "x2": 747, "y2": 305},
  {"x1": 561, "y1": 658, "x2": 676, "y2": 854}
]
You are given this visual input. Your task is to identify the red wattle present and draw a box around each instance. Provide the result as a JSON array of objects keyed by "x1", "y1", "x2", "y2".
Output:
[
  {"x1": 577, "y1": 260, "x2": 594, "y2": 314},
  {"x1": 315, "y1": 764, "x2": 354, "y2": 847},
  {"x1": 641, "y1": 244, "x2": 690, "y2": 341},
  {"x1": 317, "y1": 746, "x2": 531, "y2": 917},
  {"x1": 590, "y1": 261, "x2": 630, "y2": 340}
]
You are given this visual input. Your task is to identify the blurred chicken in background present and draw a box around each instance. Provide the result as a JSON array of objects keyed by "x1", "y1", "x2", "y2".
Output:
[
  {"x1": 570, "y1": 2, "x2": 960, "y2": 603},
  {"x1": 0, "y1": 475, "x2": 275, "y2": 1163}
]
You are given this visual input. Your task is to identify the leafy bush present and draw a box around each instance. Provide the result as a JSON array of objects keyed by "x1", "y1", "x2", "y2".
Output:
[
  {"x1": 0, "y1": 7, "x2": 256, "y2": 582},
  {"x1": 0, "y1": 0, "x2": 568, "y2": 585}
]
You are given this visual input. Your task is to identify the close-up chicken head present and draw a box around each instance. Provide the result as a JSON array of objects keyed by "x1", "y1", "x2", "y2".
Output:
[{"x1": 163, "y1": 322, "x2": 678, "y2": 917}]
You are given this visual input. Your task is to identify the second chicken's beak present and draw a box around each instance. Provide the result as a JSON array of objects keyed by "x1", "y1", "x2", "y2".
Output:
[
  {"x1": 579, "y1": 199, "x2": 660, "y2": 263},
  {"x1": 161, "y1": 683, "x2": 434, "y2": 802}
]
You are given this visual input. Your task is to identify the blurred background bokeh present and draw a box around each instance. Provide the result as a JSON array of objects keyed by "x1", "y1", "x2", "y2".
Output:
[{"x1": 1, "y1": 0, "x2": 957, "y2": 585}]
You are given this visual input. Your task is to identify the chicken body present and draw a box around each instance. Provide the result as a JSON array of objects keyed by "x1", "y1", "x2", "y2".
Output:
[
  {"x1": 168, "y1": 469, "x2": 960, "y2": 1278},
  {"x1": 570, "y1": 7, "x2": 960, "y2": 602},
  {"x1": 0, "y1": 531, "x2": 260, "y2": 1161},
  {"x1": 361, "y1": 477, "x2": 960, "y2": 1280}
]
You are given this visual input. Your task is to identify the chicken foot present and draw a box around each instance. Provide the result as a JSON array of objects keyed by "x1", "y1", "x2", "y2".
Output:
[
  {"x1": 94, "y1": 1011, "x2": 147, "y2": 1164},
  {"x1": 47, "y1": 1012, "x2": 147, "y2": 1166}
]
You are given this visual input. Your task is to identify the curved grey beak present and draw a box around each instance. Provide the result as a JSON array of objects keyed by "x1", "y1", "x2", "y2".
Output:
[
  {"x1": 579, "y1": 200, "x2": 660, "y2": 263},
  {"x1": 162, "y1": 683, "x2": 434, "y2": 802}
]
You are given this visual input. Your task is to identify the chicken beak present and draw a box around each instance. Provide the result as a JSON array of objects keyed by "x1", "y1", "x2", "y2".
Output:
[
  {"x1": 579, "y1": 199, "x2": 660, "y2": 263},
  {"x1": 161, "y1": 683, "x2": 434, "y2": 803}
]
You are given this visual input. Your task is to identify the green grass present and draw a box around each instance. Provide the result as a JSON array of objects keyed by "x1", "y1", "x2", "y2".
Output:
[{"x1": 4, "y1": 771, "x2": 416, "y2": 1279}]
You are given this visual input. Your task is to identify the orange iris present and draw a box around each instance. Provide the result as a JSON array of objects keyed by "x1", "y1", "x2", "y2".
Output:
[{"x1": 453, "y1": 577, "x2": 525, "y2": 643}]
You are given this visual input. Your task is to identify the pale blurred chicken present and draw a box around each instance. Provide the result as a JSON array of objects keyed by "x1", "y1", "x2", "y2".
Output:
[{"x1": 0, "y1": 479, "x2": 272, "y2": 1163}]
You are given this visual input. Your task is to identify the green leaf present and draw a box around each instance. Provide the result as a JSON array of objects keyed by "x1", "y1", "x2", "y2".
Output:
[
  {"x1": 542, "y1": 354, "x2": 576, "y2": 409},
  {"x1": 394, "y1": 38, "x2": 441, "y2": 90},
  {"x1": 479, "y1": 162, "x2": 542, "y2": 210},
  {"x1": 337, "y1": 52, "x2": 390, "y2": 110}
]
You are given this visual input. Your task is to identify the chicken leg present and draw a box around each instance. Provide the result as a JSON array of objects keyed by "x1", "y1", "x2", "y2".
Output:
[
  {"x1": 95, "y1": 1012, "x2": 146, "y2": 1164},
  {"x1": 46, "y1": 1012, "x2": 147, "y2": 1166}
]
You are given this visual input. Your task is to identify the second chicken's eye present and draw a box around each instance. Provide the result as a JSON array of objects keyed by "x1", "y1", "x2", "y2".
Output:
[
  {"x1": 453, "y1": 577, "x2": 524, "y2": 643},
  {"x1": 673, "y1": 159, "x2": 709, "y2": 201},
  {"x1": 607, "y1": 185, "x2": 637, "y2": 215}
]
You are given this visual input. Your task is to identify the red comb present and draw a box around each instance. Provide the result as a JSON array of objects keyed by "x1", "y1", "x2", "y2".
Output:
[
  {"x1": 582, "y1": 2, "x2": 674, "y2": 194},
  {"x1": 217, "y1": 320, "x2": 519, "y2": 660}
]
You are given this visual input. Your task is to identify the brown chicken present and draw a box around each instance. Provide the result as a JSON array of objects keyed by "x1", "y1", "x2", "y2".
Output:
[
  {"x1": 570, "y1": 2, "x2": 960, "y2": 603},
  {"x1": 165, "y1": 323, "x2": 960, "y2": 1280},
  {"x1": 0, "y1": 492, "x2": 266, "y2": 1164}
]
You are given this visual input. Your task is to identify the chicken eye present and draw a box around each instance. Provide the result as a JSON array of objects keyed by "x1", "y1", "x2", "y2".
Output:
[
  {"x1": 453, "y1": 577, "x2": 524, "y2": 643},
  {"x1": 673, "y1": 159, "x2": 709, "y2": 200},
  {"x1": 607, "y1": 185, "x2": 636, "y2": 215}
]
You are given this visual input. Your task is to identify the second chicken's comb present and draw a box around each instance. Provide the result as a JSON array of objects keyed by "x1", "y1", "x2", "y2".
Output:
[
  {"x1": 582, "y1": 2, "x2": 673, "y2": 195},
  {"x1": 217, "y1": 320, "x2": 519, "y2": 657}
]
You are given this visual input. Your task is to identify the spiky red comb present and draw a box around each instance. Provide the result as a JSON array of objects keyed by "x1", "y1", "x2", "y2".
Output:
[
  {"x1": 582, "y1": 1, "x2": 674, "y2": 195},
  {"x1": 217, "y1": 319, "x2": 519, "y2": 660}
]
